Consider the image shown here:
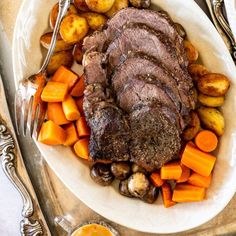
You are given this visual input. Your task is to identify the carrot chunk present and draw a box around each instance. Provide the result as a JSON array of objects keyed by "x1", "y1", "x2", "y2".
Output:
[
  {"x1": 62, "y1": 95, "x2": 81, "y2": 121},
  {"x1": 161, "y1": 161, "x2": 182, "y2": 180},
  {"x1": 52, "y1": 65, "x2": 78, "y2": 90},
  {"x1": 47, "y1": 102, "x2": 70, "y2": 125},
  {"x1": 188, "y1": 172, "x2": 212, "y2": 188},
  {"x1": 177, "y1": 164, "x2": 191, "y2": 183},
  {"x1": 74, "y1": 138, "x2": 89, "y2": 159},
  {"x1": 195, "y1": 130, "x2": 218, "y2": 152},
  {"x1": 76, "y1": 117, "x2": 90, "y2": 137},
  {"x1": 71, "y1": 74, "x2": 85, "y2": 97},
  {"x1": 161, "y1": 183, "x2": 176, "y2": 208},
  {"x1": 181, "y1": 142, "x2": 216, "y2": 177},
  {"x1": 38, "y1": 120, "x2": 66, "y2": 145},
  {"x1": 150, "y1": 172, "x2": 165, "y2": 187},
  {"x1": 75, "y1": 96, "x2": 84, "y2": 116},
  {"x1": 172, "y1": 183, "x2": 206, "y2": 202},
  {"x1": 63, "y1": 123, "x2": 79, "y2": 146},
  {"x1": 41, "y1": 81, "x2": 68, "y2": 102}
]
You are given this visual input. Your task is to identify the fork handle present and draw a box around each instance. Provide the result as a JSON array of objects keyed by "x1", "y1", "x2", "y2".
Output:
[{"x1": 38, "y1": 0, "x2": 71, "y2": 74}]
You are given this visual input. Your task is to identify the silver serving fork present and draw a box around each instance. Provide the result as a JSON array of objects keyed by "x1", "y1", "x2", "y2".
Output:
[{"x1": 15, "y1": 0, "x2": 71, "y2": 137}]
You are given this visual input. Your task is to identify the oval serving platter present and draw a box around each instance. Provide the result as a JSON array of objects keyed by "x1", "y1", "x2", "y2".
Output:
[{"x1": 13, "y1": 0, "x2": 236, "y2": 233}]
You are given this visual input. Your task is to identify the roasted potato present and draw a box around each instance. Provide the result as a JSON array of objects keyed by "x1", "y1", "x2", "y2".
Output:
[
  {"x1": 184, "y1": 40, "x2": 199, "y2": 63},
  {"x1": 50, "y1": 3, "x2": 78, "y2": 29},
  {"x1": 129, "y1": 0, "x2": 151, "y2": 8},
  {"x1": 188, "y1": 63, "x2": 209, "y2": 82},
  {"x1": 40, "y1": 32, "x2": 74, "y2": 52},
  {"x1": 81, "y1": 12, "x2": 107, "y2": 30},
  {"x1": 182, "y1": 111, "x2": 201, "y2": 141},
  {"x1": 85, "y1": 0, "x2": 115, "y2": 13},
  {"x1": 60, "y1": 14, "x2": 89, "y2": 44},
  {"x1": 105, "y1": 0, "x2": 129, "y2": 17},
  {"x1": 197, "y1": 73, "x2": 230, "y2": 97},
  {"x1": 175, "y1": 23, "x2": 187, "y2": 39},
  {"x1": 73, "y1": 42, "x2": 83, "y2": 64},
  {"x1": 197, "y1": 107, "x2": 225, "y2": 136},
  {"x1": 198, "y1": 93, "x2": 224, "y2": 107},
  {"x1": 47, "y1": 50, "x2": 73, "y2": 75},
  {"x1": 74, "y1": 0, "x2": 90, "y2": 11}
]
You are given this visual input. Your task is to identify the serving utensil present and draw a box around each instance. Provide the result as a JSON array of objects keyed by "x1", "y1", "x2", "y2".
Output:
[{"x1": 14, "y1": 0, "x2": 71, "y2": 137}]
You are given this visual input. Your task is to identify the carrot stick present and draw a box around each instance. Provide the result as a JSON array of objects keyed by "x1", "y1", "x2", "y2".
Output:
[
  {"x1": 41, "y1": 81, "x2": 68, "y2": 102},
  {"x1": 150, "y1": 172, "x2": 165, "y2": 187},
  {"x1": 76, "y1": 116, "x2": 90, "y2": 137},
  {"x1": 71, "y1": 74, "x2": 85, "y2": 97},
  {"x1": 52, "y1": 65, "x2": 78, "y2": 90},
  {"x1": 63, "y1": 123, "x2": 79, "y2": 146},
  {"x1": 38, "y1": 120, "x2": 66, "y2": 145},
  {"x1": 74, "y1": 138, "x2": 89, "y2": 159},
  {"x1": 188, "y1": 172, "x2": 212, "y2": 188},
  {"x1": 161, "y1": 183, "x2": 176, "y2": 208},
  {"x1": 181, "y1": 142, "x2": 216, "y2": 177},
  {"x1": 161, "y1": 161, "x2": 182, "y2": 180},
  {"x1": 177, "y1": 164, "x2": 191, "y2": 183},
  {"x1": 62, "y1": 95, "x2": 81, "y2": 121},
  {"x1": 195, "y1": 130, "x2": 218, "y2": 152},
  {"x1": 75, "y1": 96, "x2": 84, "y2": 116},
  {"x1": 47, "y1": 102, "x2": 70, "y2": 125},
  {"x1": 172, "y1": 183, "x2": 206, "y2": 202}
]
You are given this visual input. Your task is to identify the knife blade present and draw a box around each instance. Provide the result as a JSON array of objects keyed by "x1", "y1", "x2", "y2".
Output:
[{"x1": 0, "y1": 75, "x2": 51, "y2": 236}]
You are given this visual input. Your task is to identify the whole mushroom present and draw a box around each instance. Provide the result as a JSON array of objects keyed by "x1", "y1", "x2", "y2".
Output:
[
  {"x1": 175, "y1": 23, "x2": 187, "y2": 39},
  {"x1": 131, "y1": 163, "x2": 148, "y2": 175},
  {"x1": 119, "y1": 179, "x2": 133, "y2": 198},
  {"x1": 111, "y1": 162, "x2": 131, "y2": 180},
  {"x1": 129, "y1": 0, "x2": 151, "y2": 9},
  {"x1": 141, "y1": 185, "x2": 159, "y2": 204}
]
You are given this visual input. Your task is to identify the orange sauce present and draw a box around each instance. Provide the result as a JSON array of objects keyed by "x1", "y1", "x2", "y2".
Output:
[{"x1": 71, "y1": 224, "x2": 113, "y2": 236}]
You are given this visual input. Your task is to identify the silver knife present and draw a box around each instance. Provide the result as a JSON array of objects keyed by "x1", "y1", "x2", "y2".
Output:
[{"x1": 0, "y1": 75, "x2": 51, "y2": 236}]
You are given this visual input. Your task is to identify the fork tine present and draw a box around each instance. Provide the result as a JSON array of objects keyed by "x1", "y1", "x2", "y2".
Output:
[
  {"x1": 14, "y1": 90, "x2": 23, "y2": 135},
  {"x1": 22, "y1": 95, "x2": 32, "y2": 137},
  {"x1": 27, "y1": 96, "x2": 34, "y2": 137},
  {"x1": 35, "y1": 102, "x2": 47, "y2": 138}
]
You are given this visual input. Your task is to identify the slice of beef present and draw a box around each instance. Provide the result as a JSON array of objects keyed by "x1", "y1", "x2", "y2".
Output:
[{"x1": 129, "y1": 103, "x2": 181, "y2": 171}]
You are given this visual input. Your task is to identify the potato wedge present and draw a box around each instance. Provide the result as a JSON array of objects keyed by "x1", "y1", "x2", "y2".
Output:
[
  {"x1": 197, "y1": 107, "x2": 225, "y2": 136},
  {"x1": 182, "y1": 111, "x2": 201, "y2": 141},
  {"x1": 60, "y1": 14, "x2": 89, "y2": 44},
  {"x1": 47, "y1": 50, "x2": 74, "y2": 75},
  {"x1": 73, "y1": 42, "x2": 83, "y2": 64},
  {"x1": 74, "y1": 0, "x2": 90, "y2": 11},
  {"x1": 198, "y1": 93, "x2": 224, "y2": 107},
  {"x1": 81, "y1": 12, "x2": 107, "y2": 30},
  {"x1": 40, "y1": 32, "x2": 74, "y2": 52},
  {"x1": 129, "y1": 0, "x2": 151, "y2": 8},
  {"x1": 197, "y1": 73, "x2": 230, "y2": 97},
  {"x1": 50, "y1": 3, "x2": 78, "y2": 29},
  {"x1": 188, "y1": 64, "x2": 209, "y2": 82},
  {"x1": 184, "y1": 40, "x2": 199, "y2": 63},
  {"x1": 85, "y1": 0, "x2": 115, "y2": 13},
  {"x1": 105, "y1": 0, "x2": 129, "y2": 18}
]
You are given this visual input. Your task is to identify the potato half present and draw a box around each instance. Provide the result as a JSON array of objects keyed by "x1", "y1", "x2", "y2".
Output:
[
  {"x1": 85, "y1": 0, "x2": 115, "y2": 13},
  {"x1": 198, "y1": 93, "x2": 224, "y2": 107},
  {"x1": 184, "y1": 40, "x2": 199, "y2": 63},
  {"x1": 74, "y1": 0, "x2": 90, "y2": 11},
  {"x1": 81, "y1": 12, "x2": 107, "y2": 30},
  {"x1": 188, "y1": 63, "x2": 209, "y2": 82},
  {"x1": 105, "y1": 0, "x2": 129, "y2": 18}
]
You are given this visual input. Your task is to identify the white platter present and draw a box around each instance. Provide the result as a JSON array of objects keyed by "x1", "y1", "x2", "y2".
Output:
[{"x1": 13, "y1": 0, "x2": 236, "y2": 233}]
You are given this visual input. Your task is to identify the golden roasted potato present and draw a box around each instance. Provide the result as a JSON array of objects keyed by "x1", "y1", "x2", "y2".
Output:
[
  {"x1": 73, "y1": 42, "x2": 83, "y2": 64},
  {"x1": 182, "y1": 111, "x2": 201, "y2": 141},
  {"x1": 85, "y1": 0, "x2": 115, "y2": 13},
  {"x1": 81, "y1": 12, "x2": 107, "y2": 30},
  {"x1": 47, "y1": 50, "x2": 74, "y2": 75},
  {"x1": 188, "y1": 63, "x2": 209, "y2": 82},
  {"x1": 60, "y1": 14, "x2": 89, "y2": 44},
  {"x1": 105, "y1": 0, "x2": 129, "y2": 17},
  {"x1": 198, "y1": 93, "x2": 224, "y2": 107},
  {"x1": 197, "y1": 107, "x2": 225, "y2": 136},
  {"x1": 50, "y1": 3, "x2": 78, "y2": 29},
  {"x1": 129, "y1": 0, "x2": 151, "y2": 8},
  {"x1": 74, "y1": 0, "x2": 90, "y2": 11},
  {"x1": 197, "y1": 73, "x2": 230, "y2": 97},
  {"x1": 40, "y1": 32, "x2": 74, "y2": 52},
  {"x1": 184, "y1": 40, "x2": 199, "y2": 63}
]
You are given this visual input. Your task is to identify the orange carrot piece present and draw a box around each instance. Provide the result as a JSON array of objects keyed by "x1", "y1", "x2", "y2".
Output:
[
  {"x1": 63, "y1": 123, "x2": 79, "y2": 146},
  {"x1": 71, "y1": 74, "x2": 85, "y2": 97},
  {"x1": 38, "y1": 120, "x2": 66, "y2": 145},
  {"x1": 161, "y1": 183, "x2": 176, "y2": 208},
  {"x1": 161, "y1": 161, "x2": 182, "y2": 180},
  {"x1": 172, "y1": 183, "x2": 206, "y2": 202},
  {"x1": 75, "y1": 96, "x2": 84, "y2": 116},
  {"x1": 47, "y1": 102, "x2": 70, "y2": 125},
  {"x1": 41, "y1": 81, "x2": 68, "y2": 102},
  {"x1": 150, "y1": 172, "x2": 165, "y2": 187},
  {"x1": 181, "y1": 142, "x2": 216, "y2": 177},
  {"x1": 74, "y1": 138, "x2": 89, "y2": 159},
  {"x1": 195, "y1": 130, "x2": 218, "y2": 152},
  {"x1": 76, "y1": 116, "x2": 90, "y2": 137},
  {"x1": 188, "y1": 172, "x2": 212, "y2": 188},
  {"x1": 177, "y1": 164, "x2": 191, "y2": 183},
  {"x1": 62, "y1": 95, "x2": 81, "y2": 121}
]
